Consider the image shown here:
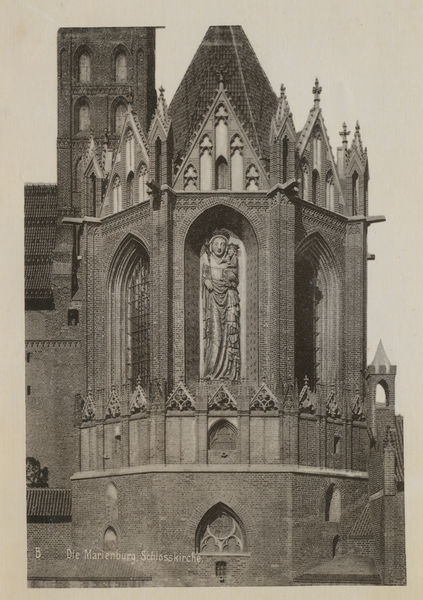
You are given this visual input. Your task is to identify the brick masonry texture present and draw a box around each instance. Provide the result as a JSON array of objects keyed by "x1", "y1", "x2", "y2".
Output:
[{"x1": 25, "y1": 25, "x2": 405, "y2": 587}]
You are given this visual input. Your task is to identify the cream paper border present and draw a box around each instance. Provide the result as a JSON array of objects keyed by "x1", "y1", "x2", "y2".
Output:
[{"x1": 1, "y1": 0, "x2": 422, "y2": 598}]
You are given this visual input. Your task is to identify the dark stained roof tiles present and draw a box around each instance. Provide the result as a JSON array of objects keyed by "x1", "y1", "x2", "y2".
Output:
[
  {"x1": 25, "y1": 184, "x2": 58, "y2": 300},
  {"x1": 168, "y1": 26, "x2": 278, "y2": 168}
]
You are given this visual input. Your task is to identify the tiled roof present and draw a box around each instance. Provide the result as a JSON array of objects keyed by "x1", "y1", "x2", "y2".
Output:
[
  {"x1": 25, "y1": 184, "x2": 58, "y2": 301},
  {"x1": 27, "y1": 488, "x2": 72, "y2": 520},
  {"x1": 350, "y1": 503, "x2": 373, "y2": 538},
  {"x1": 168, "y1": 26, "x2": 278, "y2": 167}
]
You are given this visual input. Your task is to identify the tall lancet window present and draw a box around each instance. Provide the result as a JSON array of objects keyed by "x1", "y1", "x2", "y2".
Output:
[
  {"x1": 300, "y1": 159, "x2": 309, "y2": 200},
  {"x1": 114, "y1": 102, "x2": 127, "y2": 134},
  {"x1": 115, "y1": 51, "x2": 128, "y2": 82},
  {"x1": 200, "y1": 135, "x2": 213, "y2": 191},
  {"x1": 312, "y1": 169, "x2": 320, "y2": 204},
  {"x1": 216, "y1": 157, "x2": 228, "y2": 190},
  {"x1": 215, "y1": 104, "x2": 229, "y2": 161},
  {"x1": 352, "y1": 171, "x2": 359, "y2": 215},
  {"x1": 79, "y1": 52, "x2": 91, "y2": 83},
  {"x1": 138, "y1": 163, "x2": 149, "y2": 203},
  {"x1": 326, "y1": 171, "x2": 335, "y2": 211},
  {"x1": 313, "y1": 130, "x2": 322, "y2": 172},
  {"x1": 246, "y1": 164, "x2": 259, "y2": 191},
  {"x1": 155, "y1": 138, "x2": 162, "y2": 184},
  {"x1": 127, "y1": 255, "x2": 150, "y2": 388},
  {"x1": 112, "y1": 175, "x2": 122, "y2": 213},
  {"x1": 126, "y1": 130, "x2": 135, "y2": 174},
  {"x1": 127, "y1": 171, "x2": 134, "y2": 206},
  {"x1": 231, "y1": 135, "x2": 244, "y2": 191},
  {"x1": 78, "y1": 100, "x2": 90, "y2": 132}
]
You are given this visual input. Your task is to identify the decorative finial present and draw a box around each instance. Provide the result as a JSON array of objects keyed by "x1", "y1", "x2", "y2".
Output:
[
  {"x1": 355, "y1": 120, "x2": 360, "y2": 132},
  {"x1": 127, "y1": 87, "x2": 134, "y2": 107},
  {"x1": 159, "y1": 85, "x2": 165, "y2": 98},
  {"x1": 304, "y1": 375, "x2": 309, "y2": 387},
  {"x1": 339, "y1": 122, "x2": 350, "y2": 144},
  {"x1": 280, "y1": 83, "x2": 286, "y2": 99},
  {"x1": 312, "y1": 78, "x2": 322, "y2": 107}
]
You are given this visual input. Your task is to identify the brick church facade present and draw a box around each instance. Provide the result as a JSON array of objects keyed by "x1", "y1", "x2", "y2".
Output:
[{"x1": 25, "y1": 26, "x2": 405, "y2": 587}]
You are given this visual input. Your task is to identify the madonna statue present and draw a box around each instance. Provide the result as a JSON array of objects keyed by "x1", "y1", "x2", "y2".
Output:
[{"x1": 202, "y1": 230, "x2": 241, "y2": 381}]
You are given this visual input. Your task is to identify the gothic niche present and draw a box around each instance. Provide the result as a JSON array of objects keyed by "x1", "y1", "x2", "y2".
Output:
[
  {"x1": 208, "y1": 419, "x2": 238, "y2": 463},
  {"x1": 184, "y1": 206, "x2": 258, "y2": 386},
  {"x1": 196, "y1": 503, "x2": 245, "y2": 554}
]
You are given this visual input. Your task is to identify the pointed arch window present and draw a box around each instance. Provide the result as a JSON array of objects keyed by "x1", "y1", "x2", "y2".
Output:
[
  {"x1": 77, "y1": 99, "x2": 90, "y2": 133},
  {"x1": 325, "y1": 485, "x2": 341, "y2": 522},
  {"x1": 127, "y1": 171, "x2": 134, "y2": 206},
  {"x1": 106, "y1": 483, "x2": 118, "y2": 521},
  {"x1": 352, "y1": 171, "x2": 359, "y2": 215},
  {"x1": 313, "y1": 130, "x2": 322, "y2": 172},
  {"x1": 138, "y1": 164, "x2": 149, "y2": 203},
  {"x1": 216, "y1": 156, "x2": 228, "y2": 190},
  {"x1": 89, "y1": 173, "x2": 96, "y2": 216},
  {"x1": 246, "y1": 164, "x2": 260, "y2": 191},
  {"x1": 312, "y1": 169, "x2": 320, "y2": 204},
  {"x1": 196, "y1": 504, "x2": 245, "y2": 554},
  {"x1": 109, "y1": 240, "x2": 150, "y2": 389},
  {"x1": 208, "y1": 420, "x2": 237, "y2": 451},
  {"x1": 231, "y1": 135, "x2": 244, "y2": 191},
  {"x1": 114, "y1": 101, "x2": 127, "y2": 134},
  {"x1": 376, "y1": 382, "x2": 388, "y2": 405},
  {"x1": 115, "y1": 51, "x2": 128, "y2": 83},
  {"x1": 215, "y1": 104, "x2": 229, "y2": 160},
  {"x1": 112, "y1": 175, "x2": 122, "y2": 213},
  {"x1": 326, "y1": 171, "x2": 335, "y2": 211},
  {"x1": 300, "y1": 160, "x2": 309, "y2": 200},
  {"x1": 126, "y1": 255, "x2": 150, "y2": 388},
  {"x1": 200, "y1": 134, "x2": 213, "y2": 191},
  {"x1": 78, "y1": 52, "x2": 91, "y2": 83},
  {"x1": 104, "y1": 527, "x2": 117, "y2": 552},
  {"x1": 126, "y1": 130, "x2": 135, "y2": 174}
]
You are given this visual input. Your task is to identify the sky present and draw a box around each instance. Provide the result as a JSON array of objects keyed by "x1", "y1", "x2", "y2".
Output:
[{"x1": 1, "y1": 0, "x2": 423, "y2": 597}]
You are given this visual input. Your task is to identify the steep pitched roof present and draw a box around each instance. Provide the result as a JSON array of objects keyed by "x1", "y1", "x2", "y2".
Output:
[
  {"x1": 25, "y1": 184, "x2": 58, "y2": 302},
  {"x1": 168, "y1": 26, "x2": 278, "y2": 166},
  {"x1": 370, "y1": 339, "x2": 392, "y2": 369}
]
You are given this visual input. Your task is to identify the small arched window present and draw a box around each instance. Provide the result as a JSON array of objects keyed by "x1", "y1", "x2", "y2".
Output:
[
  {"x1": 115, "y1": 51, "x2": 128, "y2": 83},
  {"x1": 312, "y1": 169, "x2": 320, "y2": 204},
  {"x1": 138, "y1": 164, "x2": 149, "y2": 203},
  {"x1": 77, "y1": 100, "x2": 90, "y2": 133},
  {"x1": 112, "y1": 175, "x2": 122, "y2": 213},
  {"x1": 106, "y1": 483, "x2": 118, "y2": 521},
  {"x1": 325, "y1": 484, "x2": 341, "y2": 522},
  {"x1": 114, "y1": 101, "x2": 127, "y2": 134},
  {"x1": 352, "y1": 171, "x2": 359, "y2": 215},
  {"x1": 376, "y1": 382, "x2": 388, "y2": 405},
  {"x1": 104, "y1": 527, "x2": 117, "y2": 552},
  {"x1": 79, "y1": 52, "x2": 91, "y2": 83},
  {"x1": 326, "y1": 171, "x2": 335, "y2": 211},
  {"x1": 216, "y1": 157, "x2": 228, "y2": 190}
]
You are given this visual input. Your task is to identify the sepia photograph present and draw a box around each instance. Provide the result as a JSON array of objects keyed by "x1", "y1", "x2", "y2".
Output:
[{"x1": 1, "y1": 0, "x2": 422, "y2": 595}]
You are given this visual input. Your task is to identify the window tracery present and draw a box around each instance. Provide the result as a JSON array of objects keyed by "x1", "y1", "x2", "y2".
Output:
[
  {"x1": 197, "y1": 505, "x2": 244, "y2": 554},
  {"x1": 200, "y1": 134, "x2": 213, "y2": 191},
  {"x1": 184, "y1": 165, "x2": 198, "y2": 191}
]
